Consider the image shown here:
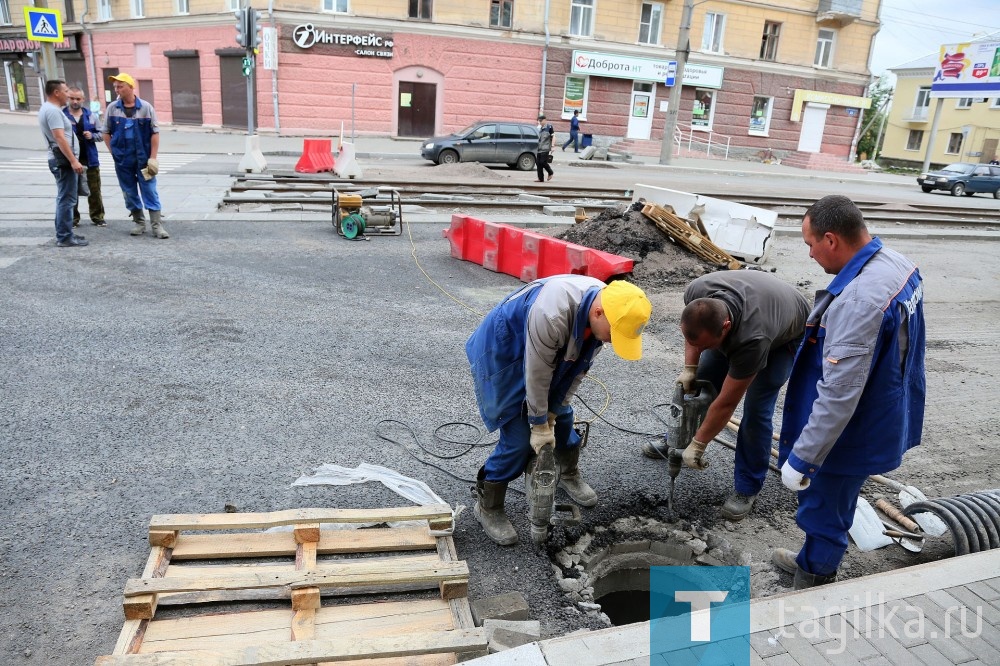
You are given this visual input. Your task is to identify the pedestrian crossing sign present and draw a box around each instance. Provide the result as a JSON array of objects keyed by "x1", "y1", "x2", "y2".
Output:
[{"x1": 24, "y1": 7, "x2": 64, "y2": 43}]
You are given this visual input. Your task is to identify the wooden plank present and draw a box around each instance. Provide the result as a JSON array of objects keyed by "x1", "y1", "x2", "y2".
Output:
[
  {"x1": 95, "y1": 628, "x2": 487, "y2": 666},
  {"x1": 148, "y1": 531, "x2": 178, "y2": 548},
  {"x1": 124, "y1": 560, "x2": 469, "y2": 598},
  {"x1": 294, "y1": 524, "x2": 321, "y2": 544},
  {"x1": 170, "y1": 526, "x2": 436, "y2": 560},
  {"x1": 121, "y1": 545, "x2": 173, "y2": 622},
  {"x1": 148, "y1": 506, "x2": 453, "y2": 532},
  {"x1": 436, "y1": 536, "x2": 482, "y2": 661}
]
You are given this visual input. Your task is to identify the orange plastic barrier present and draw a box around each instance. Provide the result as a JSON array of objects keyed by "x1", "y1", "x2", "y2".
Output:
[
  {"x1": 442, "y1": 215, "x2": 634, "y2": 283},
  {"x1": 294, "y1": 138, "x2": 335, "y2": 173}
]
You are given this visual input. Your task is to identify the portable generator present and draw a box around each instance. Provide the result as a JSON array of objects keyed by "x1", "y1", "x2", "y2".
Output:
[{"x1": 332, "y1": 187, "x2": 403, "y2": 239}]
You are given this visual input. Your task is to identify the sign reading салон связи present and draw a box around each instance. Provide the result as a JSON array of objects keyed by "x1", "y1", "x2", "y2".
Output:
[{"x1": 289, "y1": 24, "x2": 393, "y2": 58}]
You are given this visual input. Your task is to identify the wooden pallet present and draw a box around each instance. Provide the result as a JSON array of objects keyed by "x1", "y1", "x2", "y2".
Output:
[
  {"x1": 96, "y1": 505, "x2": 486, "y2": 666},
  {"x1": 641, "y1": 202, "x2": 743, "y2": 270}
]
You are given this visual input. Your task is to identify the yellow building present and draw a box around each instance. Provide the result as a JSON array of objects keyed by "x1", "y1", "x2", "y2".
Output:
[
  {"x1": 1, "y1": 0, "x2": 877, "y2": 158},
  {"x1": 883, "y1": 52, "x2": 1000, "y2": 167}
]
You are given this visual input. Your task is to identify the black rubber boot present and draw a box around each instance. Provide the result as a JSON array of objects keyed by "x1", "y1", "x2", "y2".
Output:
[
  {"x1": 554, "y1": 447, "x2": 597, "y2": 507},
  {"x1": 474, "y1": 468, "x2": 517, "y2": 546},
  {"x1": 793, "y1": 567, "x2": 837, "y2": 590}
]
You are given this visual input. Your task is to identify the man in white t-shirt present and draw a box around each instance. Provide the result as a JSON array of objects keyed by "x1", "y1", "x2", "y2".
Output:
[{"x1": 38, "y1": 79, "x2": 87, "y2": 247}]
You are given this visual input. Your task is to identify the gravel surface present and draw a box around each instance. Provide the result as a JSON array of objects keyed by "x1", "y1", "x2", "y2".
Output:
[{"x1": 2, "y1": 166, "x2": 999, "y2": 664}]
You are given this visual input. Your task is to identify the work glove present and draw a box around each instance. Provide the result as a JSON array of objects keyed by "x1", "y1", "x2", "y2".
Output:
[
  {"x1": 677, "y1": 365, "x2": 699, "y2": 393},
  {"x1": 547, "y1": 412, "x2": 557, "y2": 429},
  {"x1": 529, "y1": 423, "x2": 556, "y2": 455},
  {"x1": 781, "y1": 460, "x2": 810, "y2": 491},
  {"x1": 681, "y1": 438, "x2": 709, "y2": 470},
  {"x1": 141, "y1": 157, "x2": 159, "y2": 181}
]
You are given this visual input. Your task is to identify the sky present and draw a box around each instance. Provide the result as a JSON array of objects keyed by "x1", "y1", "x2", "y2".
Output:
[{"x1": 869, "y1": 0, "x2": 1000, "y2": 75}]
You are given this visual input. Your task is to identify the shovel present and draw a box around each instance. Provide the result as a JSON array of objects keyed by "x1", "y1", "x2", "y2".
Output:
[
  {"x1": 869, "y1": 474, "x2": 947, "y2": 536},
  {"x1": 875, "y1": 498, "x2": 925, "y2": 552},
  {"x1": 849, "y1": 497, "x2": 895, "y2": 551}
]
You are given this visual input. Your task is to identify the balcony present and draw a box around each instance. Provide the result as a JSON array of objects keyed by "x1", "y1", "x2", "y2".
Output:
[
  {"x1": 816, "y1": 0, "x2": 862, "y2": 26},
  {"x1": 903, "y1": 107, "x2": 929, "y2": 123}
]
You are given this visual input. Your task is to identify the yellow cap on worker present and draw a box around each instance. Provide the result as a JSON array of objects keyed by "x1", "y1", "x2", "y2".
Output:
[
  {"x1": 108, "y1": 73, "x2": 136, "y2": 88},
  {"x1": 602, "y1": 280, "x2": 652, "y2": 361}
]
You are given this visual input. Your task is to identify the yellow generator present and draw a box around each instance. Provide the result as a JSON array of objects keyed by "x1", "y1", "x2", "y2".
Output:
[{"x1": 332, "y1": 187, "x2": 403, "y2": 239}]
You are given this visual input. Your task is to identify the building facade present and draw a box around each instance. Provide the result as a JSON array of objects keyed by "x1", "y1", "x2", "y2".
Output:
[
  {"x1": 882, "y1": 52, "x2": 1000, "y2": 168},
  {"x1": 2, "y1": 0, "x2": 878, "y2": 160}
]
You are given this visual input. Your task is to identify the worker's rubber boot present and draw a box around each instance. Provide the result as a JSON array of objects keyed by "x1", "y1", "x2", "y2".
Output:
[
  {"x1": 555, "y1": 447, "x2": 597, "y2": 507},
  {"x1": 474, "y1": 468, "x2": 518, "y2": 546},
  {"x1": 720, "y1": 491, "x2": 758, "y2": 522},
  {"x1": 149, "y1": 210, "x2": 170, "y2": 239},
  {"x1": 771, "y1": 548, "x2": 798, "y2": 575},
  {"x1": 793, "y1": 567, "x2": 837, "y2": 590},
  {"x1": 641, "y1": 439, "x2": 671, "y2": 460},
  {"x1": 129, "y1": 209, "x2": 147, "y2": 236}
]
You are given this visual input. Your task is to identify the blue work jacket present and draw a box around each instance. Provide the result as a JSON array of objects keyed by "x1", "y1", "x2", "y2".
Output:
[
  {"x1": 104, "y1": 97, "x2": 156, "y2": 166},
  {"x1": 779, "y1": 238, "x2": 926, "y2": 477},
  {"x1": 63, "y1": 107, "x2": 101, "y2": 166},
  {"x1": 466, "y1": 279, "x2": 602, "y2": 432}
]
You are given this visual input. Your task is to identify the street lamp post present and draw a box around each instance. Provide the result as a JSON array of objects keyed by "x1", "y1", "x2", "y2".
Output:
[{"x1": 658, "y1": 0, "x2": 695, "y2": 165}]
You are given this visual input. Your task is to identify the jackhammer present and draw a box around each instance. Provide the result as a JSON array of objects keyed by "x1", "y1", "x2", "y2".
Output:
[
  {"x1": 664, "y1": 380, "x2": 717, "y2": 515},
  {"x1": 525, "y1": 423, "x2": 586, "y2": 548}
]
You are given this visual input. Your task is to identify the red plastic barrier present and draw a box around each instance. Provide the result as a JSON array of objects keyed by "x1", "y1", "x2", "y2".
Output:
[
  {"x1": 442, "y1": 215, "x2": 634, "y2": 283},
  {"x1": 294, "y1": 138, "x2": 335, "y2": 173}
]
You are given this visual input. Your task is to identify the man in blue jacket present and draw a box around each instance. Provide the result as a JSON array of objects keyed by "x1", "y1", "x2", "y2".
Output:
[
  {"x1": 102, "y1": 73, "x2": 169, "y2": 239},
  {"x1": 561, "y1": 110, "x2": 581, "y2": 153},
  {"x1": 774, "y1": 195, "x2": 926, "y2": 589},
  {"x1": 65, "y1": 87, "x2": 106, "y2": 228},
  {"x1": 467, "y1": 276, "x2": 652, "y2": 545}
]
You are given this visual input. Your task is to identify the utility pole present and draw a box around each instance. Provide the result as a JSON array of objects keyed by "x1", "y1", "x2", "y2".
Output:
[
  {"x1": 32, "y1": 0, "x2": 59, "y2": 81},
  {"x1": 659, "y1": 0, "x2": 694, "y2": 165}
]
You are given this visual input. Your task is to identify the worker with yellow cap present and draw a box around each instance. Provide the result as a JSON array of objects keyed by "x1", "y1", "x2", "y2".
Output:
[{"x1": 466, "y1": 275, "x2": 652, "y2": 545}]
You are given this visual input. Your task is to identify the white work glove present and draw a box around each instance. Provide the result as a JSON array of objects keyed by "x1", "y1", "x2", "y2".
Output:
[
  {"x1": 141, "y1": 157, "x2": 159, "y2": 181},
  {"x1": 547, "y1": 412, "x2": 557, "y2": 429},
  {"x1": 781, "y1": 460, "x2": 811, "y2": 491},
  {"x1": 677, "y1": 365, "x2": 699, "y2": 393},
  {"x1": 529, "y1": 423, "x2": 556, "y2": 455},
  {"x1": 681, "y1": 438, "x2": 709, "y2": 471}
]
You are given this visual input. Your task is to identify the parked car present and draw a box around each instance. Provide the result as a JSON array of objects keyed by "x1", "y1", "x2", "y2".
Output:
[
  {"x1": 917, "y1": 163, "x2": 1000, "y2": 198},
  {"x1": 420, "y1": 121, "x2": 540, "y2": 171}
]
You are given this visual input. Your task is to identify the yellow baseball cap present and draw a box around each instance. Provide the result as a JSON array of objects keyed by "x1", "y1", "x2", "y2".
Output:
[
  {"x1": 108, "y1": 73, "x2": 136, "y2": 88},
  {"x1": 602, "y1": 281, "x2": 652, "y2": 361}
]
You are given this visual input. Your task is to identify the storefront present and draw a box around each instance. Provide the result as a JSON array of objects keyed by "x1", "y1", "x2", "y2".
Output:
[{"x1": 0, "y1": 33, "x2": 83, "y2": 112}]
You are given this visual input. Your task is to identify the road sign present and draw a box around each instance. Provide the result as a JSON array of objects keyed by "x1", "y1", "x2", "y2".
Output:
[
  {"x1": 24, "y1": 7, "x2": 63, "y2": 43},
  {"x1": 665, "y1": 60, "x2": 677, "y2": 87},
  {"x1": 262, "y1": 27, "x2": 278, "y2": 70}
]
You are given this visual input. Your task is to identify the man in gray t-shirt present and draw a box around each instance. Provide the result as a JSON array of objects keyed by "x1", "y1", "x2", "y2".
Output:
[
  {"x1": 644, "y1": 270, "x2": 808, "y2": 521},
  {"x1": 39, "y1": 79, "x2": 87, "y2": 247}
]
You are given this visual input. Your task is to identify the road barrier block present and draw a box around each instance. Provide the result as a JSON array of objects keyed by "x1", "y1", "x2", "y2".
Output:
[{"x1": 294, "y1": 138, "x2": 335, "y2": 173}]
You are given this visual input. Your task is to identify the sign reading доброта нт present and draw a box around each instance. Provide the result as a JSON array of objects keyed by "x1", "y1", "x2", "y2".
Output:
[{"x1": 571, "y1": 50, "x2": 723, "y2": 89}]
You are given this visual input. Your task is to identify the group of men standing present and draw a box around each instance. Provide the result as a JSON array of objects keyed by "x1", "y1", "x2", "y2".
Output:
[
  {"x1": 38, "y1": 73, "x2": 168, "y2": 248},
  {"x1": 467, "y1": 195, "x2": 926, "y2": 591}
]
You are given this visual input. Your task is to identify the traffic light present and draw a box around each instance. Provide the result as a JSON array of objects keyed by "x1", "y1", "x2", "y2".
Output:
[
  {"x1": 234, "y1": 8, "x2": 247, "y2": 48},
  {"x1": 248, "y1": 10, "x2": 263, "y2": 51}
]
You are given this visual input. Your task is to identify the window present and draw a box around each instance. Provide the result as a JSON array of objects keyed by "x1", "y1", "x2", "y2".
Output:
[
  {"x1": 409, "y1": 0, "x2": 431, "y2": 19},
  {"x1": 570, "y1": 0, "x2": 594, "y2": 37},
  {"x1": 131, "y1": 0, "x2": 144, "y2": 18},
  {"x1": 748, "y1": 96, "x2": 773, "y2": 135},
  {"x1": 905, "y1": 129, "x2": 923, "y2": 151},
  {"x1": 692, "y1": 89, "x2": 715, "y2": 130},
  {"x1": 323, "y1": 0, "x2": 348, "y2": 10},
  {"x1": 98, "y1": 0, "x2": 112, "y2": 20},
  {"x1": 0, "y1": 0, "x2": 10, "y2": 25},
  {"x1": 815, "y1": 28, "x2": 835, "y2": 68},
  {"x1": 638, "y1": 3, "x2": 663, "y2": 45},
  {"x1": 176, "y1": 0, "x2": 189, "y2": 13},
  {"x1": 956, "y1": 97, "x2": 973, "y2": 109},
  {"x1": 701, "y1": 13, "x2": 725, "y2": 53},
  {"x1": 946, "y1": 132, "x2": 963, "y2": 154},
  {"x1": 490, "y1": 0, "x2": 513, "y2": 28},
  {"x1": 227, "y1": 0, "x2": 240, "y2": 10},
  {"x1": 759, "y1": 21, "x2": 780, "y2": 61},
  {"x1": 992, "y1": 98, "x2": 1000, "y2": 109}
]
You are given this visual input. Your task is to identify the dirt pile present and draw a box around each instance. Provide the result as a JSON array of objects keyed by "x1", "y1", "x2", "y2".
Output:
[
  {"x1": 431, "y1": 162, "x2": 509, "y2": 180},
  {"x1": 555, "y1": 203, "x2": 719, "y2": 292}
]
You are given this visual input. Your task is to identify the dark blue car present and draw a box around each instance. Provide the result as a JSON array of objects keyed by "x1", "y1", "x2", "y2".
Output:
[
  {"x1": 918, "y1": 163, "x2": 1000, "y2": 198},
  {"x1": 420, "y1": 121, "x2": 540, "y2": 171}
]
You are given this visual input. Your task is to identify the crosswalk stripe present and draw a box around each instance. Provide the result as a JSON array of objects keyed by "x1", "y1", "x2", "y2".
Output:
[
  {"x1": 0, "y1": 153, "x2": 206, "y2": 172},
  {"x1": 0, "y1": 257, "x2": 23, "y2": 268}
]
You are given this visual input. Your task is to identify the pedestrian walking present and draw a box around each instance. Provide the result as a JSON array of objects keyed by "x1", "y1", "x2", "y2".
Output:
[
  {"x1": 39, "y1": 79, "x2": 88, "y2": 248},
  {"x1": 561, "y1": 110, "x2": 581, "y2": 152},
  {"x1": 102, "y1": 73, "x2": 169, "y2": 239},
  {"x1": 535, "y1": 114, "x2": 554, "y2": 183},
  {"x1": 65, "y1": 87, "x2": 106, "y2": 228}
]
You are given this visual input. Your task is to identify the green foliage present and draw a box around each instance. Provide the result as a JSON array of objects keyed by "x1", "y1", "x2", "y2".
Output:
[{"x1": 856, "y1": 80, "x2": 893, "y2": 161}]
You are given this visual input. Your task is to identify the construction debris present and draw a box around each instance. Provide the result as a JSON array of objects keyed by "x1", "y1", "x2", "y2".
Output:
[{"x1": 641, "y1": 202, "x2": 743, "y2": 270}]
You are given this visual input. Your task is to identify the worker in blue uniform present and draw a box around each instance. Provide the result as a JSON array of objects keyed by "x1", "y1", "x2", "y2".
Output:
[
  {"x1": 774, "y1": 195, "x2": 926, "y2": 589},
  {"x1": 466, "y1": 276, "x2": 652, "y2": 545}
]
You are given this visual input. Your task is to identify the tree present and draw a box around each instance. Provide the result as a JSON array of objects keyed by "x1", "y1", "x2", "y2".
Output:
[{"x1": 856, "y1": 78, "x2": 893, "y2": 162}]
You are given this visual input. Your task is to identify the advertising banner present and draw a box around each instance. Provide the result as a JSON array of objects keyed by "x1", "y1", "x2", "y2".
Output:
[{"x1": 931, "y1": 41, "x2": 1000, "y2": 97}]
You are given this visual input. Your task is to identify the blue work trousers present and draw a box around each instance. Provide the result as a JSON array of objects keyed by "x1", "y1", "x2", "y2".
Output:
[
  {"x1": 795, "y1": 472, "x2": 868, "y2": 576},
  {"x1": 48, "y1": 159, "x2": 79, "y2": 243},
  {"x1": 114, "y1": 160, "x2": 160, "y2": 213},
  {"x1": 562, "y1": 131, "x2": 579, "y2": 152},
  {"x1": 697, "y1": 344, "x2": 796, "y2": 496},
  {"x1": 483, "y1": 403, "x2": 580, "y2": 484}
]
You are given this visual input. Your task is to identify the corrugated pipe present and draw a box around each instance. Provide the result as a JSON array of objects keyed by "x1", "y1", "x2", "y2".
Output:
[{"x1": 903, "y1": 490, "x2": 1000, "y2": 556}]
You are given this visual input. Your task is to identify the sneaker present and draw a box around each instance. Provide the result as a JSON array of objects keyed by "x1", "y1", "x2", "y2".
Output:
[
  {"x1": 57, "y1": 237, "x2": 89, "y2": 247},
  {"x1": 720, "y1": 491, "x2": 757, "y2": 521},
  {"x1": 92, "y1": 220, "x2": 108, "y2": 227},
  {"x1": 72, "y1": 220, "x2": 80, "y2": 228},
  {"x1": 547, "y1": 174, "x2": 553, "y2": 181},
  {"x1": 73, "y1": 234, "x2": 85, "y2": 241}
]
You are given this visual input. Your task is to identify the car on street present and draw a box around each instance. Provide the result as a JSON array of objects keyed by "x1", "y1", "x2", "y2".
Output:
[
  {"x1": 917, "y1": 162, "x2": 1000, "y2": 198},
  {"x1": 420, "y1": 121, "x2": 540, "y2": 170}
]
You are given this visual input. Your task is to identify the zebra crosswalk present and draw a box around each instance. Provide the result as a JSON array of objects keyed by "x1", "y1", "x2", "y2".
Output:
[{"x1": 0, "y1": 153, "x2": 205, "y2": 173}]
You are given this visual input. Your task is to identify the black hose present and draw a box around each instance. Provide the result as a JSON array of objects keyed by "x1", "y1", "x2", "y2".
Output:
[{"x1": 902, "y1": 490, "x2": 1000, "y2": 556}]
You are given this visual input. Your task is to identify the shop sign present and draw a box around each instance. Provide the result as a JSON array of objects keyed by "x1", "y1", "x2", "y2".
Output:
[
  {"x1": 931, "y1": 41, "x2": 1000, "y2": 97},
  {"x1": 0, "y1": 34, "x2": 77, "y2": 54},
  {"x1": 291, "y1": 24, "x2": 393, "y2": 58},
  {"x1": 790, "y1": 89, "x2": 870, "y2": 121},
  {"x1": 571, "y1": 50, "x2": 723, "y2": 89}
]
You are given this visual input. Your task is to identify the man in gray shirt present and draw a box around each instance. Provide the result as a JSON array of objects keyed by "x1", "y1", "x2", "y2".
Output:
[
  {"x1": 39, "y1": 79, "x2": 87, "y2": 247},
  {"x1": 644, "y1": 271, "x2": 808, "y2": 521}
]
